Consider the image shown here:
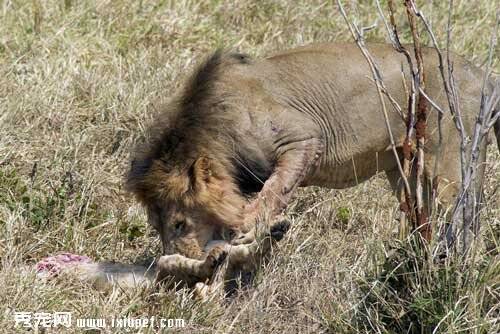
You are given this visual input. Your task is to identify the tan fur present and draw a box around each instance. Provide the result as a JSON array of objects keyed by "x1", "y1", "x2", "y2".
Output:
[{"x1": 127, "y1": 43, "x2": 499, "y2": 284}]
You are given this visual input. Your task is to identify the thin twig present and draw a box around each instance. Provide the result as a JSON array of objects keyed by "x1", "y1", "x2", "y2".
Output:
[
  {"x1": 380, "y1": 0, "x2": 419, "y2": 237},
  {"x1": 404, "y1": 0, "x2": 430, "y2": 239},
  {"x1": 337, "y1": 0, "x2": 413, "y2": 212}
]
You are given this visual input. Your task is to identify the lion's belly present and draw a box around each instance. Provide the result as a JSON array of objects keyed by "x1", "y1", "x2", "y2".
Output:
[{"x1": 303, "y1": 150, "x2": 397, "y2": 189}]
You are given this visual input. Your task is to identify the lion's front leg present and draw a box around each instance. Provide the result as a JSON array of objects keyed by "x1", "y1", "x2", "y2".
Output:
[
  {"x1": 224, "y1": 223, "x2": 289, "y2": 266},
  {"x1": 156, "y1": 246, "x2": 227, "y2": 287},
  {"x1": 232, "y1": 138, "x2": 323, "y2": 245},
  {"x1": 156, "y1": 222, "x2": 290, "y2": 284}
]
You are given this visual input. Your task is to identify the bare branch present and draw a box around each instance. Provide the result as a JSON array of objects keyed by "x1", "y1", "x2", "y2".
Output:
[
  {"x1": 402, "y1": 0, "x2": 431, "y2": 239},
  {"x1": 337, "y1": 0, "x2": 413, "y2": 215},
  {"x1": 379, "y1": 0, "x2": 420, "y2": 238}
]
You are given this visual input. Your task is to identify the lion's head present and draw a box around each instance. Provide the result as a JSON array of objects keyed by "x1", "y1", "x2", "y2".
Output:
[
  {"x1": 126, "y1": 51, "x2": 270, "y2": 259},
  {"x1": 127, "y1": 153, "x2": 249, "y2": 259}
]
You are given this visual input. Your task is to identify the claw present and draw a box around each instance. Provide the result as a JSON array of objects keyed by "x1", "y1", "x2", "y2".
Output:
[
  {"x1": 231, "y1": 218, "x2": 291, "y2": 245},
  {"x1": 205, "y1": 246, "x2": 228, "y2": 271}
]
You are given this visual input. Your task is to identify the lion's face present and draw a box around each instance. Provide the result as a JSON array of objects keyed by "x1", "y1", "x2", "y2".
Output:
[
  {"x1": 133, "y1": 157, "x2": 249, "y2": 259},
  {"x1": 147, "y1": 202, "x2": 221, "y2": 259}
]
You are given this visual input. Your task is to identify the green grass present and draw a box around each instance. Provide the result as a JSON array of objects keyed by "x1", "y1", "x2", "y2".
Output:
[
  {"x1": 0, "y1": 0, "x2": 498, "y2": 333},
  {"x1": 352, "y1": 237, "x2": 499, "y2": 333}
]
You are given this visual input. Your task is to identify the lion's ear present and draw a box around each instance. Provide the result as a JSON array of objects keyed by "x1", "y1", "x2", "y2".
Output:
[{"x1": 189, "y1": 157, "x2": 212, "y2": 189}]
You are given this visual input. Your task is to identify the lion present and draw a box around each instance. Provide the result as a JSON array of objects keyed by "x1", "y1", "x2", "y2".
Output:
[{"x1": 126, "y1": 42, "x2": 499, "y2": 284}]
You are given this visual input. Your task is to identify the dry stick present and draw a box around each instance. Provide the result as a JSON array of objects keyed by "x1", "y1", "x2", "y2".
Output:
[
  {"x1": 486, "y1": 92, "x2": 500, "y2": 129},
  {"x1": 443, "y1": 1, "x2": 469, "y2": 244},
  {"x1": 336, "y1": 0, "x2": 412, "y2": 225},
  {"x1": 408, "y1": 8, "x2": 455, "y2": 142},
  {"x1": 440, "y1": 2, "x2": 498, "y2": 252},
  {"x1": 406, "y1": 0, "x2": 464, "y2": 249},
  {"x1": 445, "y1": 1, "x2": 467, "y2": 178},
  {"x1": 444, "y1": 0, "x2": 468, "y2": 248},
  {"x1": 458, "y1": 19, "x2": 498, "y2": 253},
  {"x1": 382, "y1": 0, "x2": 419, "y2": 238},
  {"x1": 417, "y1": 1, "x2": 499, "y2": 251},
  {"x1": 403, "y1": 2, "x2": 445, "y2": 218},
  {"x1": 404, "y1": 0, "x2": 431, "y2": 240},
  {"x1": 451, "y1": 66, "x2": 471, "y2": 249},
  {"x1": 413, "y1": 7, "x2": 448, "y2": 209},
  {"x1": 464, "y1": 11, "x2": 498, "y2": 228}
]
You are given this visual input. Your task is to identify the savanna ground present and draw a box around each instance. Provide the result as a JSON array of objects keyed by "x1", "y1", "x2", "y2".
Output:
[{"x1": 0, "y1": 1, "x2": 499, "y2": 333}]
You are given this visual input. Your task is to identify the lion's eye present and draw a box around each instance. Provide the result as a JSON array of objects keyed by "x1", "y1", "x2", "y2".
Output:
[{"x1": 174, "y1": 220, "x2": 185, "y2": 233}]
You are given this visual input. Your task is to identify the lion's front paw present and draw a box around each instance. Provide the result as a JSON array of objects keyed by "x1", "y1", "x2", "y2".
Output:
[
  {"x1": 156, "y1": 254, "x2": 181, "y2": 283},
  {"x1": 231, "y1": 217, "x2": 290, "y2": 245},
  {"x1": 203, "y1": 246, "x2": 228, "y2": 273}
]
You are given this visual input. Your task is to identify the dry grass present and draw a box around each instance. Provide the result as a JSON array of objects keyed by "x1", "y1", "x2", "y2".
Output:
[{"x1": 0, "y1": 1, "x2": 498, "y2": 333}]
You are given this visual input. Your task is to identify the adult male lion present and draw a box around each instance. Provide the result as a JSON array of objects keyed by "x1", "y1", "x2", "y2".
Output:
[{"x1": 127, "y1": 43, "x2": 499, "y2": 283}]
